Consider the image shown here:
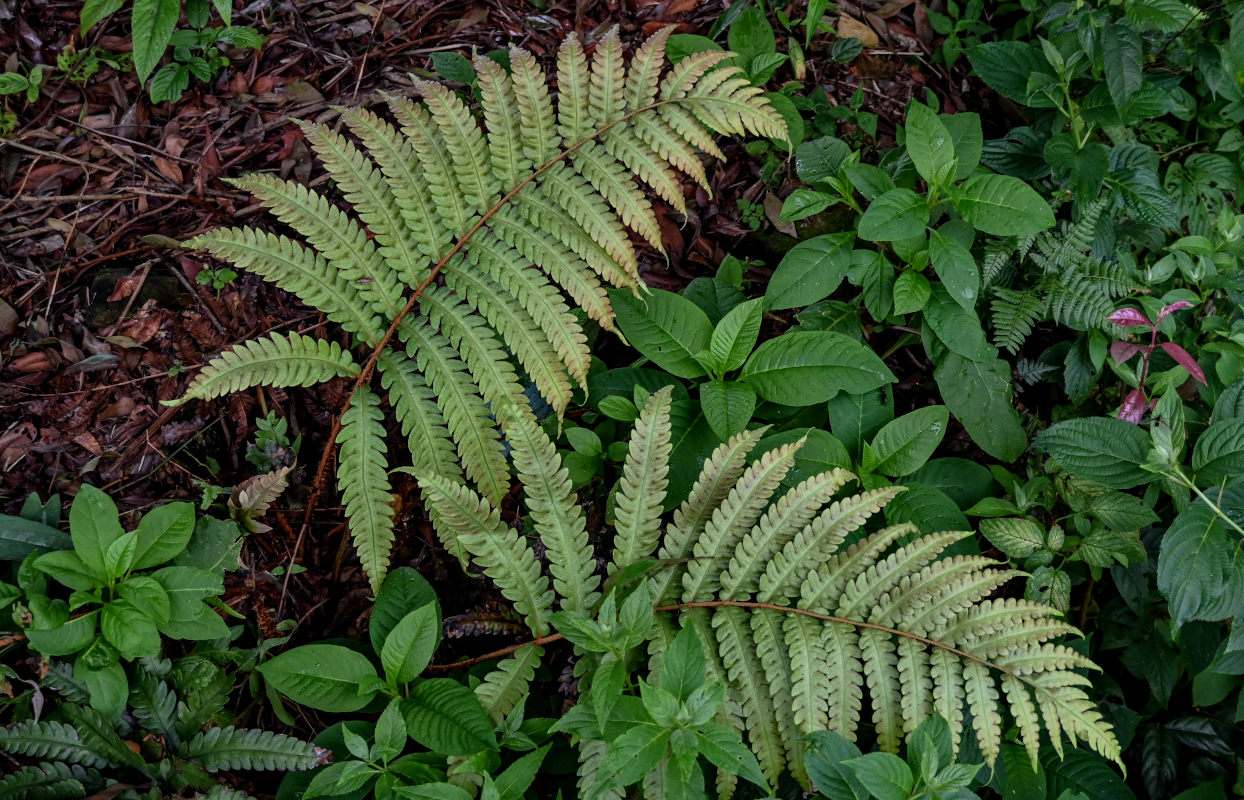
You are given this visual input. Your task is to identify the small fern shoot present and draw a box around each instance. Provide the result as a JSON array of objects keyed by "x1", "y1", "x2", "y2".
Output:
[
  {"x1": 166, "y1": 29, "x2": 784, "y2": 593},
  {"x1": 417, "y1": 394, "x2": 1123, "y2": 796}
]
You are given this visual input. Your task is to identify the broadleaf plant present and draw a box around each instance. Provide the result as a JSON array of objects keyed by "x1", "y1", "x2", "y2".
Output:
[
  {"x1": 166, "y1": 28, "x2": 786, "y2": 593},
  {"x1": 417, "y1": 390, "x2": 1122, "y2": 795}
]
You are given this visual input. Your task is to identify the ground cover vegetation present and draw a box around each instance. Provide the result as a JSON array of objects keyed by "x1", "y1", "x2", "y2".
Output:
[{"x1": 2, "y1": 0, "x2": 1244, "y2": 798}]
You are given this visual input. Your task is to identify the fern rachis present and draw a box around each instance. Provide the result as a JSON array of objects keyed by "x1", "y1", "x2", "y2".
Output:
[
  {"x1": 168, "y1": 29, "x2": 785, "y2": 593},
  {"x1": 417, "y1": 394, "x2": 1123, "y2": 796}
]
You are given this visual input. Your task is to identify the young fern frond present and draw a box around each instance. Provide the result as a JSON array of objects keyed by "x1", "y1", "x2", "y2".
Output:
[
  {"x1": 173, "y1": 28, "x2": 782, "y2": 591},
  {"x1": 610, "y1": 385, "x2": 674, "y2": 574},
  {"x1": 337, "y1": 386, "x2": 396, "y2": 595},
  {"x1": 419, "y1": 394, "x2": 1123, "y2": 793}
]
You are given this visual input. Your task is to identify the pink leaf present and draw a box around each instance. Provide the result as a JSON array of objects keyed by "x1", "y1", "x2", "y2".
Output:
[
  {"x1": 1156, "y1": 300, "x2": 1194, "y2": 324},
  {"x1": 1117, "y1": 389, "x2": 1147, "y2": 424},
  {"x1": 1107, "y1": 307, "x2": 1153, "y2": 328},
  {"x1": 1110, "y1": 341, "x2": 1144, "y2": 365},
  {"x1": 1160, "y1": 342, "x2": 1207, "y2": 384}
]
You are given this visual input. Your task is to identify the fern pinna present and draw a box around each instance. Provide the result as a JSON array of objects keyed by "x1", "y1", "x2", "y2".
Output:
[
  {"x1": 417, "y1": 390, "x2": 1122, "y2": 798},
  {"x1": 165, "y1": 29, "x2": 785, "y2": 592}
]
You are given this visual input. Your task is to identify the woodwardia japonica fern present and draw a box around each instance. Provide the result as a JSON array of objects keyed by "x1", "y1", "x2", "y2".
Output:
[
  {"x1": 164, "y1": 28, "x2": 785, "y2": 594},
  {"x1": 416, "y1": 389, "x2": 1123, "y2": 798}
]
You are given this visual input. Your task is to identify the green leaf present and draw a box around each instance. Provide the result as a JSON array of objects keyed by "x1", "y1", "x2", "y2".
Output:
[
  {"x1": 131, "y1": 502, "x2": 194, "y2": 570},
  {"x1": 857, "y1": 188, "x2": 930, "y2": 241},
  {"x1": 1192, "y1": 419, "x2": 1244, "y2": 486},
  {"x1": 892, "y1": 270, "x2": 931, "y2": 315},
  {"x1": 402, "y1": 678, "x2": 498, "y2": 755},
  {"x1": 952, "y1": 175, "x2": 1055, "y2": 236},
  {"x1": 966, "y1": 42, "x2": 1053, "y2": 104},
  {"x1": 80, "y1": 0, "x2": 125, "y2": 33},
  {"x1": 932, "y1": 350, "x2": 1027, "y2": 462},
  {"x1": 432, "y1": 52, "x2": 477, "y2": 85},
  {"x1": 495, "y1": 744, "x2": 551, "y2": 800},
  {"x1": 727, "y1": 4, "x2": 776, "y2": 69},
  {"x1": 0, "y1": 515, "x2": 71, "y2": 563},
  {"x1": 130, "y1": 0, "x2": 181, "y2": 83},
  {"x1": 117, "y1": 575, "x2": 171, "y2": 624},
  {"x1": 380, "y1": 603, "x2": 440, "y2": 685},
  {"x1": 846, "y1": 753, "x2": 914, "y2": 800},
  {"x1": 829, "y1": 385, "x2": 894, "y2": 458},
  {"x1": 700, "y1": 381, "x2": 757, "y2": 440},
  {"x1": 371, "y1": 567, "x2": 439, "y2": 656},
  {"x1": 805, "y1": 730, "x2": 867, "y2": 800},
  {"x1": 33, "y1": 549, "x2": 103, "y2": 591},
  {"x1": 924, "y1": 286, "x2": 992, "y2": 361},
  {"x1": 928, "y1": 228, "x2": 979, "y2": 310},
  {"x1": 765, "y1": 233, "x2": 854, "y2": 310},
  {"x1": 26, "y1": 611, "x2": 98, "y2": 656},
  {"x1": 103, "y1": 531, "x2": 138, "y2": 580},
  {"x1": 696, "y1": 722, "x2": 769, "y2": 790},
  {"x1": 76, "y1": 659, "x2": 128, "y2": 721},
  {"x1": 1035, "y1": 418, "x2": 1154, "y2": 489},
  {"x1": 905, "y1": 102, "x2": 956, "y2": 187},
  {"x1": 660, "y1": 626, "x2": 706, "y2": 702},
  {"x1": 779, "y1": 189, "x2": 835, "y2": 221},
  {"x1": 941, "y1": 112, "x2": 982, "y2": 181},
  {"x1": 1086, "y1": 492, "x2": 1158, "y2": 530},
  {"x1": 710, "y1": 298, "x2": 764, "y2": 373},
  {"x1": 260, "y1": 644, "x2": 380, "y2": 712},
  {"x1": 979, "y1": 518, "x2": 1046, "y2": 559},
  {"x1": 741, "y1": 331, "x2": 895, "y2": 406},
  {"x1": 863, "y1": 405, "x2": 949, "y2": 477},
  {"x1": 1102, "y1": 25, "x2": 1143, "y2": 110},
  {"x1": 69, "y1": 485, "x2": 124, "y2": 581},
  {"x1": 101, "y1": 600, "x2": 161, "y2": 659},
  {"x1": 612, "y1": 288, "x2": 714, "y2": 379},
  {"x1": 1158, "y1": 488, "x2": 1244, "y2": 629},
  {"x1": 591, "y1": 723, "x2": 671, "y2": 799}
]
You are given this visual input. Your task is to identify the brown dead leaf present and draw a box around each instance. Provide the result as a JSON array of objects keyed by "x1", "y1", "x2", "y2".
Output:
[
  {"x1": 11, "y1": 352, "x2": 51, "y2": 372},
  {"x1": 74, "y1": 432, "x2": 103, "y2": 456},
  {"x1": 838, "y1": 15, "x2": 879, "y2": 47},
  {"x1": 108, "y1": 269, "x2": 145, "y2": 302},
  {"x1": 764, "y1": 194, "x2": 797, "y2": 237},
  {"x1": 152, "y1": 156, "x2": 183, "y2": 183},
  {"x1": 99, "y1": 397, "x2": 137, "y2": 420},
  {"x1": 0, "y1": 299, "x2": 17, "y2": 337}
]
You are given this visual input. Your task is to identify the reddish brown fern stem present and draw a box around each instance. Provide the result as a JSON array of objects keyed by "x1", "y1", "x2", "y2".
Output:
[
  {"x1": 422, "y1": 599, "x2": 1032, "y2": 678},
  {"x1": 281, "y1": 100, "x2": 682, "y2": 613}
]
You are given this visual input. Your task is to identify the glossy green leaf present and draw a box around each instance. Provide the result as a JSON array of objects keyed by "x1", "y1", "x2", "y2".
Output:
[
  {"x1": 1035, "y1": 417, "x2": 1154, "y2": 489},
  {"x1": 905, "y1": 102, "x2": 956, "y2": 187},
  {"x1": 260, "y1": 644, "x2": 380, "y2": 712},
  {"x1": 764, "y1": 233, "x2": 854, "y2": 311},
  {"x1": 928, "y1": 228, "x2": 979, "y2": 311},
  {"x1": 700, "y1": 381, "x2": 757, "y2": 440},
  {"x1": 952, "y1": 174, "x2": 1055, "y2": 236},
  {"x1": 402, "y1": 678, "x2": 498, "y2": 755},
  {"x1": 611, "y1": 288, "x2": 713, "y2": 379},
  {"x1": 863, "y1": 405, "x2": 949, "y2": 477},
  {"x1": 131, "y1": 502, "x2": 194, "y2": 570},
  {"x1": 130, "y1": 0, "x2": 180, "y2": 82},
  {"x1": 857, "y1": 188, "x2": 929, "y2": 241},
  {"x1": 710, "y1": 298, "x2": 764, "y2": 373},
  {"x1": 380, "y1": 603, "x2": 440, "y2": 685},
  {"x1": 741, "y1": 331, "x2": 895, "y2": 405}
]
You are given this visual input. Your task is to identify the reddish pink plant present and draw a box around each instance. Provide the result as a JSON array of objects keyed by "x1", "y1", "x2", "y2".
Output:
[{"x1": 1108, "y1": 302, "x2": 1205, "y2": 424}]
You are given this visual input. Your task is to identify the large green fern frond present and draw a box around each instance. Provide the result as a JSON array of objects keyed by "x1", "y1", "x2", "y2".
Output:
[
  {"x1": 609, "y1": 386, "x2": 674, "y2": 573},
  {"x1": 337, "y1": 385, "x2": 396, "y2": 595},
  {"x1": 176, "y1": 28, "x2": 783, "y2": 595},
  {"x1": 0, "y1": 762, "x2": 99, "y2": 800},
  {"x1": 183, "y1": 726, "x2": 321, "y2": 772}
]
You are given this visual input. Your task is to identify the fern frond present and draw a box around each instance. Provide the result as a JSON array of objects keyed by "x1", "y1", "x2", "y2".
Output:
[
  {"x1": 0, "y1": 762, "x2": 97, "y2": 800},
  {"x1": 337, "y1": 385, "x2": 396, "y2": 594},
  {"x1": 184, "y1": 727, "x2": 321, "y2": 772},
  {"x1": 991, "y1": 288, "x2": 1045, "y2": 355},
  {"x1": 654, "y1": 428, "x2": 766, "y2": 603},
  {"x1": 416, "y1": 80, "x2": 500, "y2": 214},
  {"x1": 299, "y1": 119, "x2": 426, "y2": 286},
  {"x1": 721, "y1": 468, "x2": 853, "y2": 600},
  {"x1": 475, "y1": 644, "x2": 544, "y2": 725},
  {"x1": 682, "y1": 441, "x2": 801, "y2": 603},
  {"x1": 499, "y1": 404, "x2": 599, "y2": 614},
  {"x1": 860, "y1": 627, "x2": 903, "y2": 752},
  {"x1": 964, "y1": 660, "x2": 1004, "y2": 765},
  {"x1": 509, "y1": 46, "x2": 561, "y2": 165},
  {"x1": 626, "y1": 27, "x2": 674, "y2": 111},
  {"x1": 714, "y1": 605, "x2": 785, "y2": 784},
  {"x1": 555, "y1": 34, "x2": 592, "y2": 145},
  {"x1": 399, "y1": 320, "x2": 509, "y2": 505},
  {"x1": 170, "y1": 332, "x2": 358, "y2": 406},
  {"x1": 578, "y1": 739, "x2": 623, "y2": 800},
  {"x1": 419, "y1": 288, "x2": 527, "y2": 411},
  {"x1": 186, "y1": 229, "x2": 382, "y2": 342},
  {"x1": 129, "y1": 670, "x2": 178, "y2": 745},
  {"x1": 60, "y1": 704, "x2": 148, "y2": 771},
  {"x1": 416, "y1": 471, "x2": 554, "y2": 635},
  {"x1": 758, "y1": 485, "x2": 901, "y2": 602},
  {"x1": 340, "y1": 106, "x2": 449, "y2": 269},
  {"x1": 231, "y1": 174, "x2": 403, "y2": 318},
  {"x1": 475, "y1": 56, "x2": 530, "y2": 189},
  {"x1": 388, "y1": 95, "x2": 477, "y2": 238},
  {"x1": 588, "y1": 29, "x2": 626, "y2": 128},
  {"x1": 610, "y1": 386, "x2": 674, "y2": 574},
  {"x1": 378, "y1": 350, "x2": 461, "y2": 482},
  {"x1": 0, "y1": 720, "x2": 108, "y2": 768},
  {"x1": 751, "y1": 608, "x2": 808, "y2": 787}
]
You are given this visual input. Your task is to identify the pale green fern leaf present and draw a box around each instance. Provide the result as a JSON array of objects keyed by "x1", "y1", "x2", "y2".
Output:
[
  {"x1": 418, "y1": 288, "x2": 527, "y2": 412},
  {"x1": 861, "y1": 627, "x2": 904, "y2": 752},
  {"x1": 337, "y1": 385, "x2": 396, "y2": 594},
  {"x1": 758, "y1": 485, "x2": 901, "y2": 602},
  {"x1": 170, "y1": 332, "x2": 359, "y2": 406},
  {"x1": 714, "y1": 605, "x2": 785, "y2": 784},
  {"x1": 682, "y1": 441, "x2": 801, "y2": 602},
  {"x1": 474, "y1": 56, "x2": 530, "y2": 189},
  {"x1": 416, "y1": 80, "x2": 500, "y2": 213},
  {"x1": 964, "y1": 659, "x2": 1003, "y2": 765},
  {"x1": 896, "y1": 636, "x2": 933, "y2": 737},
  {"x1": 626, "y1": 26, "x2": 674, "y2": 111},
  {"x1": 0, "y1": 719, "x2": 109, "y2": 767},
  {"x1": 231, "y1": 174, "x2": 403, "y2": 318},
  {"x1": 588, "y1": 29, "x2": 626, "y2": 128},
  {"x1": 509, "y1": 47, "x2": 560, "y2": 164},
  {"x1": 377, "y1": 351, "x2": 461, "y2": 482},
  {"x1": 798, "y1": 523, "x2": 911, "y2": 610},
  {"x1": 476, "y1": 645, "x2": 544, "y2": 725},
  {"x1": 721, "y1": 468, "x2": 853, "y2": 600},
  {"x1": 416, "y1": 471, "x2": 553, "y2": 635},
  {"x1": 340, "y1": 106, "x2": 448, "y2": 268},
  {"x1": 186, "y1": 229, "x2": 381, "y2": 342},
  {"x1": 603, "y1": 131, "x2": 687, "y2": 214},
  {"x1": 1002, "y1": 673, "x2": 1042, "y2": 768},
  {"x1": 555, "y1": 33, "x2": 591, "y2": 144},
  {"x1": 611, "y1": 386, "x2": 673, "y2": 573},
  {"x1": 752, "y1": 608, "x2": 807, "y2": 787},
  {"x1": 499, "y1": 404, "x2": 599, "y2": 614},
  {"x1": 387, "y1": 95, "x2": 476, "y2": 237},
  {"x1": 572, "y1": 142, "x2": 662, "y2": 250}
]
